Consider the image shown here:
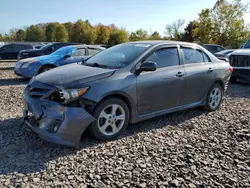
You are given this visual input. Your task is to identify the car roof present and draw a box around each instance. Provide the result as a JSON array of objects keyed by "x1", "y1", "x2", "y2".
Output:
[
  {"x1": 72, "y1": 44, "x2": 106, "y2": 50},
  {"x1": 202, "y1": 44, "x2": 223, "y2": 47},
  {"x1": 127, "y1": 40, "x2": 200, "y2": 47}
]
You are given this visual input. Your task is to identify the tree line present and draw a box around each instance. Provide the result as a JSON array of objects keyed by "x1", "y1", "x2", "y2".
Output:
[{"x1": 0, "y1": 0, "x2": 249, "y2": 48}]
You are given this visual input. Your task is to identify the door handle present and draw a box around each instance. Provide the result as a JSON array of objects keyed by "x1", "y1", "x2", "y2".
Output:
[
  {"x1": 176, "y1": 72, "x2": 185, "y2": 77},
  {"x1": 208, "y1": 68, "x2": 214, "y2": 72}
]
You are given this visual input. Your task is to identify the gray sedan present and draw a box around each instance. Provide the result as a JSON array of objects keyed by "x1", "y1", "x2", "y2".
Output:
[{"x1": 23, "y1": 41, "x2": 232, "y2": 147}]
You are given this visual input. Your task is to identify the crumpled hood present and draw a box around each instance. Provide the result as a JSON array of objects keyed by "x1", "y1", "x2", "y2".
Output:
[{"x1": 35, "y1": 63, "x2": 115, "y2": 88}]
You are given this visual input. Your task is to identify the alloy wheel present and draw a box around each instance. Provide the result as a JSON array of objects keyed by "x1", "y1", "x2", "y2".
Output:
[
  {"x1": 209, "y1": 87, "x2": 222, "y2": 109},
  {"x1": 98, "y1": 104, "x2": 126, "y2": 136}
]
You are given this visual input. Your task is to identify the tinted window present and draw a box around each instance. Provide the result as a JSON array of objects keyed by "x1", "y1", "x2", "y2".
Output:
[
  {"x1": 13, "y1": 44, "x2": 24, "y2": 51},
  {"x1": 52, "y1": 44, "x2": 64, "y2": 51},
  {"x1": 72, "y1": 48, "x2": 86, "y2": 56},
  {"x1": 2, "y1": 45, "x2": 14, "y2": 52},
  {"x1": 145, "y1": 47, "x2": 179, "y2": 68},
  {"x1": 243, "y1": 39, "x2": 250, "y2": 48},
  {"x1": 88, "y1": 48, "x2": 101, "y2": 56},
  {"x1": 208, "y1": 46, "x2": 224, "y2": 53},
  {"x1": 183, "y1": 48, "x2": 204, "y2": 64}
]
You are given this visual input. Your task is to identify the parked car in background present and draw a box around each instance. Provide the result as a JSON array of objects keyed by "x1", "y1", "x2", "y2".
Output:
[
  {"x1": 229, "y1": 49, "x2": 250, "y2": 83},
  {"x1": 34, "y1": 45, "x2": 44, "y2": 49},
  {"x1": 98, "y1": 44, "x2": 113, "y2": 48},
  {"x1": 18, "y1": 42, "x2": 79, "y2": 60},
  {"x1": 214, "y1": 49, "x2": 235, "y2": 62},
  {"x1": 0, "y1": 43, "x2": 33, "y2": 60},
  {"x1": 22, "y1": 40, "x2": 232, "y2": 147},
  {"x1": 202, "y1": 44, "x2": 226, "y2": 54},
  {"x1": 228, "y1": 38, "x2": 250, "y2": 83},
  {"x1": 15, "y1": 45, "x2": 105, "y2": 78}
]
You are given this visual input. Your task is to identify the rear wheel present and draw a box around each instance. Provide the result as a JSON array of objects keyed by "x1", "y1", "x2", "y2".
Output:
[
  {"x1": 89, "y1": 98, "x2": 129, "y2": 141},
  {"x1": 204, "y1": 83, "x2": 223, "y2": 111},
  {"x1": 38, "y1": 65, "x2": 55, "y2": 74}
]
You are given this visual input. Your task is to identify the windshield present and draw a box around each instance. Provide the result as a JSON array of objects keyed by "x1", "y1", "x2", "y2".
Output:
[
  {"x1": 243, "y1": 39, "x2": 250, "y2": 48},
  {"x1": 40, "y1": 43, "x2": 53, "y2": 50},
  {"x1": 84, "y1": 43, "x2": 151, "y2": 69},
  {"x1": 51, "y1": 46, "x2": 77, "y2": 56}
]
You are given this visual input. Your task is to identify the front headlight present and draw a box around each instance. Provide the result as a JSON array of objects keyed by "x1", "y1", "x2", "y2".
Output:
[
  {"x1": 22, "y1": 62, "x2": 34, "y2": 68},
  {"x1": 53, "y1": 87, "x2": 90, "y2": 103}
]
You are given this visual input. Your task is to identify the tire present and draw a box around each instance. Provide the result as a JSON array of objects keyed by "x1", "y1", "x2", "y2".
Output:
[
  {"x1": 89, "y1": 97, "x2": 130, "y2": 141},
  {"x1": 203, "y1": 83, "x2": 223, "y2": 112},
  {"x1": 38, "y1": 65, "x2": 55, "y2": 74}
]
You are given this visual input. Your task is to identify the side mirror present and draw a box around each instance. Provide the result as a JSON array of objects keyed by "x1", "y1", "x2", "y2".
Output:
[
  {"x1": 0, "y1": 48, "x2": 5, "y2": 52},
  {"x1": 136, "y1": 61, "x2": 157, "y2": 75},
  {"x1": 140, "y1": 61, "x2": 157, "y2": 72}
]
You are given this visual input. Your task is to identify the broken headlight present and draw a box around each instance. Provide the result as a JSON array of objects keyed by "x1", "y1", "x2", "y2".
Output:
[{"x1": 52, "y1": 87, "x2": 90, "y2": 103}]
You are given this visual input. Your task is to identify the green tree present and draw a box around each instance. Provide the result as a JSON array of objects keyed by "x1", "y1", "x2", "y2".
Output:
[
  {"x1": 45, "y1": 23, "x2": 58, "y2": 42},
  {"x1": 129, "y1": 29, "x2": 148, "y2": 41},
  {"x1": 16, "y1": 29, "x2": 26, "y2": 41},
  {"x1": 95, "y1": 24, "x2": 111, "y2": 44},
  {"x1": 212, "y1": 0, "x2": 249, "y2": 48},
  {"x1": 149, "y1": 31, "x2": 161, "y2": 40},
  {"x1": 85, "y1": 28, "x2": 97, "y2": 44},
  {"x1": 108, "y1": 29, "x2": 129, "y2": 45},
  {"x1": 181, "y1": 21, "x2": 198, "y2": 42},
  {"x1": 9, "y1": 29, "x2": 17, "y2": 41},
  {"x1": 0, "y1": 34, "x2": 2, "y2": 41},
  {"x1": 192, "y1": 9, "x2": 213, "y2": 44},
  {"x1": 72, "y1": 19, "x2": 97, "y2": 44},
  {"x1": 26, "y1": 25, "x2": 45, "y2": 41},
  {"x1": 193, "y1": 0, "x2": 249, "y2": 48},
  {"x1": 55, "y1": 24, "x2": 68, "y2": 42},
  {"x1": 165, "y1": 19, "x2": 185, "y2": 40},
  {"x1": 64, "y1": 22, "x2": 74, "y2": 42},
  {"x1": 2, "y1": 34, "x2": 11, "y2": 41}
]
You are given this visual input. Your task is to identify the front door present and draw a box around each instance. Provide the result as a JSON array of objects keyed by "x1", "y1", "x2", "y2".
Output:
[
  {"x1": 137, "y1": 46, "x2": 186, "y2": 115},
  {"x1": 61, "y1": 48, "x2": 86, "y2": 65}
]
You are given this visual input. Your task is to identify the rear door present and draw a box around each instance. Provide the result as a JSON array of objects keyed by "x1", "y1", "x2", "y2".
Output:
[
  {"x1": 180, "y1": 46, "x2": 216, "y2": 104},
  {"x1": 137, "y1": 45, "x2": 186, "y2": 115}
]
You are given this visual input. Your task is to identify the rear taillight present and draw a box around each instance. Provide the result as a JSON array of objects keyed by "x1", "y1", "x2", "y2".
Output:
[{"x1": 229, "y1": 66, "x2": 233, "y2": 73}]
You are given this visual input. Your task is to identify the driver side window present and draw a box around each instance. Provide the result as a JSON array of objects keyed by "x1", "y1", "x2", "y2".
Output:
[{"x1": 144, "y1": 47, "x2": 180, "y2": 68}]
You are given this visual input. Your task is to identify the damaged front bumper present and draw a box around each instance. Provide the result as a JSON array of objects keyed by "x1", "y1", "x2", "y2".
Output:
[{"x1": 23, "y1": 87, "x2": 95, "y2": 148}]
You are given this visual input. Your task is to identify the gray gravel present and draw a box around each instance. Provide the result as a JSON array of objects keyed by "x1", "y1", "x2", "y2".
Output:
[{"x1": 0, "y1": 62, "x2": 249, "y2": 187}]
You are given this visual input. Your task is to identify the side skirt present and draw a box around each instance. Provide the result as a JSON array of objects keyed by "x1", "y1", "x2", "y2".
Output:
[{"x1": 132, "y1": 99, "x2": 205, "y2": 124}]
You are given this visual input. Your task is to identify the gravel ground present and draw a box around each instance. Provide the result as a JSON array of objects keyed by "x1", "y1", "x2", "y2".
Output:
[{"x1": 0, "y1": 62, "x2": 249, "y2": 188}]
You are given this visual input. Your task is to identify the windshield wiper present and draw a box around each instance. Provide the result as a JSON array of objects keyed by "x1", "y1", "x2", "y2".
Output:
[{"x1": 85, "y1": 62, "x2": 108, "y2": 68}]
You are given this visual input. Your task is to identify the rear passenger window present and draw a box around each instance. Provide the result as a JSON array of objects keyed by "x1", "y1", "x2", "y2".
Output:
[
  {"x1": 145, "y1": 47, "x2": 180, "y2": 68},
  {"x1": 182, "y1": 48, "x2": 204, "y2": 64},
  {"x1": 72, "y1": 48, "x2": 86, "y2": 56},
  {"x1": 88, "y1": 48, "x2": 101, "y2": 56}
]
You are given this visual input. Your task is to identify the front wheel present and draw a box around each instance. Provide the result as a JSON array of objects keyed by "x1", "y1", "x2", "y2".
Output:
[
  {"x1": 38, "y1": 65, "x2": 55, "y2": 74},
  {"x1": 204, "y1": 83, "x2": 223, "y2": 111},
  {"x1": 89, "y1": 98, "x2": 130, "y2": 141}
]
